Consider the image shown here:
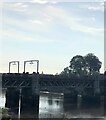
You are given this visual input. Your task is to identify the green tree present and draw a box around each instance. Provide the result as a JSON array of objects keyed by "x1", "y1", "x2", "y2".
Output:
[
  {"x1": 69, "y1": 55, "x2": 86, "y2": 76},
  {"x1": 84, "y1": 53, "x2": 102, "y2": 75},
  {"x1": 61, "y1": 53, "x2": 102, "y2": 76},
  {"x1": 60, "y1": 67, "x2": 70, "y2": 76}
]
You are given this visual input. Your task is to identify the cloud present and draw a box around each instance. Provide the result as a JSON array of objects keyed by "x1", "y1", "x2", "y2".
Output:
[
  {"x1": 88, "y1": 6, "x2": 104, "y2": 12},
  {"x1": 30, "y1": 0, "x2": 105, "y2": 3},
  {"x1": 2, "y1": 28, "x2": 55, "y2": 43},
  {"x1": 3, "y1": 14, "x2": 51, "y2": 33},
  {"x1": 30, "y1": 0, "x2": 48, "y2": 4},
  {"x1": 2, "y1": 2, "x2": 104, "y2": 44},
  {"x1": 84, "y1": 27, "x2": 104, "y2": 33},
  {"x1": 29, "y1": 20, "x2": 43, "y2": 25},
  {"x1": 5, "y1": 2, "x2": 29, "y2": 12},
  {"x1": 2, "y1": 0, "x2": 106, "y2": 3},
  {"x1": 30, "y1": 0, "x2": 45, "y2": 4},
  {"x1": 5, "y1": 4, "x2": 104, "y2": 37},
  {"x1": 79, "y1": 2, "x2": 104, "y2": 12},
  {"x1": 87, "y1": 2, "x2": 104, "y2": 12},
  {"x1": 13, "y1": 3, "x2": 28, "y2": 8},
  {"x1": 30, "y1": 0, "x2": 57, "y2": 4},
  {"x1": 45, "y1": 6, "x2": 103, "y2": 35}
]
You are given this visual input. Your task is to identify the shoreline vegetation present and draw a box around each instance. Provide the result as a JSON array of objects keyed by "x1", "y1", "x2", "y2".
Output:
[{"x1": 0, "y1": 107, "x2": 11, "y2": 120}]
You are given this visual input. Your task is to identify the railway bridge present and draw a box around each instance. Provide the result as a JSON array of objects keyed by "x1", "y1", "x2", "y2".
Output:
[
  {"x1": 2, "y1": 72, "x2": 104, "y2": 94},
  {"x1": 1, "y1": 72, "x2": 105, "y2": 118}
]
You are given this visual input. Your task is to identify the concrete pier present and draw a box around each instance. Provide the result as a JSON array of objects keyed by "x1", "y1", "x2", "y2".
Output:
[
  {"x1": 5, "y1": 87, "x2": 39, "y2": 118},
  {"x1": 5, "y1": 88, "x2": 19, "y2": 113}
]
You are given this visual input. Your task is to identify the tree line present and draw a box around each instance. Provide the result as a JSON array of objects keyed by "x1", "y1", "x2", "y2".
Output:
[{"x1": 60, "y1": 53, "x2": 102, "y2": 77}]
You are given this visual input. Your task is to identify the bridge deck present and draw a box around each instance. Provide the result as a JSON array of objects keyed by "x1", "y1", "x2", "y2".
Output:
[{"x1": 1, "y1": 73, "x2": 105, "y2": 94}]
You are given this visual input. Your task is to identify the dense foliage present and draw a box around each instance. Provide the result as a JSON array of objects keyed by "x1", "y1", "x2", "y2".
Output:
[{"x1": 61, "y1": 53, "x2": 102, "y2": 77}]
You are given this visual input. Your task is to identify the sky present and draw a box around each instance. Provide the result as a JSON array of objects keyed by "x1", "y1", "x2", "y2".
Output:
[{"x1": 0, "y1": 0, "x2": 105, "y2": 74}]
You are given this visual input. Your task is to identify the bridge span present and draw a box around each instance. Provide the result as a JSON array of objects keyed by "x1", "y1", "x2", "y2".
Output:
[{"x1": 1, "y1": 73, "x2": 104, "y2": 95}]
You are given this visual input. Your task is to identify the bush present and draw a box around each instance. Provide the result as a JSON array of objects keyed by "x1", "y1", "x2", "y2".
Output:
[{"x1": 0, "y1": 108, "x2": 11, "y2": 120}]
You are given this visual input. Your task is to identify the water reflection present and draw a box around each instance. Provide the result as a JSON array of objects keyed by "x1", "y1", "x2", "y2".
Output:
[
  {"x1": 39, "y1": 92, "x2": 64, "y2": 118},
  {"x1": 39, "y1": 91, "x2": 104, "y2": 119},
  {"x1": 0, "y1": 90, "x2": 6, "y2": 108},
  {"x1": 0, "y1": 91, "x2": 104, "y2": 119}
]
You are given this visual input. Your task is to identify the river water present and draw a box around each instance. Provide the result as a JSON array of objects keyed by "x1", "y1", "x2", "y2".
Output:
[
  {"x1": 0, "y1": 91, "x2": 105, "y2": 119},
  {"x1": 39, "y1": 92, "x2": 64, "y2": 118},
  {"x1": 0, "y1": 93, "x2": 6, "y2": 108}
]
